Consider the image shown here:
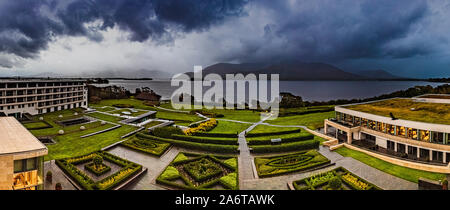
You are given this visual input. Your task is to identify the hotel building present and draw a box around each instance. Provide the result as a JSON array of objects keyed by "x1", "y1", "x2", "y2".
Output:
[
  {"x1": 0, "y1": 117, "x2": 48, "y2": 190},
  {"x1": 0, "y1": 79, "x2": 88, "y2": 118},
  {"x1": 324, "y1": 94, "x2": 450, "y2": 173}
]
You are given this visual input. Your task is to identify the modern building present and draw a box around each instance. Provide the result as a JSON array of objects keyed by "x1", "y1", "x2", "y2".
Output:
[
  {"x1": 324, "y1": 94, "x2": 450, "y2": 172},
  {"x1": 0, "y1": 117, "x2": 48, "y2": 190},
  {"x1": 0, "y1": 79, "x2": 88, "y2": 118}
]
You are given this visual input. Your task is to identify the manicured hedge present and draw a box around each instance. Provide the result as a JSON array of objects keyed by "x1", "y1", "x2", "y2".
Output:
[
  {"x1": 171, "y1": 134, "x2": 238, "y2": 145},
  {"x1": 250, "y1": 140, "x2": 319, "y2": 153},
  {"x1": 151, "y1": 126, "x2": 184, "y2": 138},
  {"x1": 246, "y1": 129, "x2": 301, "y2": 137},
  {"x1": 84, "y1": 163, "x2": 111, "y2": 176},
  {"x1": 137, "y1": 133, "x2": 238, "y2": 153},
  {"x1": 247, "y1": 134, "x2": 314, "y2": 145},
  {"x1": 254, "y1": 150, "x2": 330, "y2": 178},
  {"x1": 292, "y1": 167, "x2": 381, "y2": 190},
  {"x1": 192, "y1": 132, "x2": 238, "y2": 138},
  {"x1": 121, "y1": 137, "x2": 171, "y2": 156},
  {"x1": 55, "y1": 151, "x2": 142, "y2": 190},
  {"x1": 156, "y1": 152, "x2": 239, "y2": 190}
]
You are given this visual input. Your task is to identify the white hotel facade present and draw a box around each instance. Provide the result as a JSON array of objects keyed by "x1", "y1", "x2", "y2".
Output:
[{"x1": 0, "y1": 79, "x2": 88, "y2": 118}]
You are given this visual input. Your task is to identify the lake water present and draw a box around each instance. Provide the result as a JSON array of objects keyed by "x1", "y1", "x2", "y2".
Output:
[{"x1": 93, "y1": 79, "x2": 446, "y2": 101}]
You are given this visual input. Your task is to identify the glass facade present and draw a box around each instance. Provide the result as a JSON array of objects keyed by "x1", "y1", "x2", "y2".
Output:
[
  {"x1": 12, "y1": 157, "x2": 44, "y2": 190},
  {"x1": 336, "y1": 111, "x2": 450, "y2": 146}
]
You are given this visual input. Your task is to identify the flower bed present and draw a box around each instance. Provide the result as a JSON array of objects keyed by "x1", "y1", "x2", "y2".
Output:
[
  {"x1": 254, "y1": 150, "x2": 330, "y2": 178},
  {"x1": 55, "y1": 151, "x2": 142, "y2": 190},
  {"x1": 184, "y1": 118, "x2": 217, "y2": 136},
  {"x1": 156, "y1": 152, "x2": 239, "y2": 190},
  {"x1": 120, "y1": 136, "x2": 171, "y2": 156},
  {"x1": 292, "y1": 167, "x2": 381, "y2": 190}
]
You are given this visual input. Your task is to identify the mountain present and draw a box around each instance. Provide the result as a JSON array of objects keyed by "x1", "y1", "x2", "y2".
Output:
[
  {"x1": 353, "y1": 69, "x2": 406, "y2": 80},
  {"x1": 186, "y1": 61, "x2": 366, "y2": 80},
  {"x1": 81, "y1": 69, "x2": 173, "y2": 79}
]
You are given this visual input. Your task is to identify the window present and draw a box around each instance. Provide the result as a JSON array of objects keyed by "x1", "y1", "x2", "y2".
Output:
[
  {"x1": 387, "y1": 140, "x2": 395, "y2": 151},
  {"x1": 433, "y1": 132, "x2": 444, "y2": 144},
  {"x1": 386, "y1": 124, "x2": 395, "y2": 135},
  {"x1": 407, "y1": 128, "x2": 418, "y2": 140},
  {"x1": 419, "y1": 130, "x2": 430, "y2": 142},
  {"x1": 396, "y1": 126, "x2": 406, "y2": 137},
  {"x1": 14, "y1": 158, "x2": 38, "y2": 173}
]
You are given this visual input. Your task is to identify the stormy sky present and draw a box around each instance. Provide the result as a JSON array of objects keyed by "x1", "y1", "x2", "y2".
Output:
[{"x1": 0, "y1": 0, "x2": 449, "y2": 78}]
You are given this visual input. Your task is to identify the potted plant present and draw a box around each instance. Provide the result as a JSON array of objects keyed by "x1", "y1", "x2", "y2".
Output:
[
  {"x1": 328, "y1": 177, "x2": 342, "y2": 190},
  {"x1": 55, "y1": 183, "x2": 62, "y2": 190},
  {"x1": 46, "y1": 171, "x2": 52, "y2": 183},
  {"x1": 442, "y1": 178, "x2": 448, "y2": 190}
]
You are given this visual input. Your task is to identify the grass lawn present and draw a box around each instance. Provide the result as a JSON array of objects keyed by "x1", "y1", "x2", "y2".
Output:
[
  {"x1": 266, "y1": 111, "x2": 335, "y2": 130},
  {"x1": 248, "y1": 124, "x2": 299, "y2": 134},
  {"x1": 156, "y1": 110, "x2": 203, "y2": 124},
  {"x1": 86, "y1": 112, "x2": 125, "y2": 123},
  {"x1": 335, "y1": 147, "x2": 447, "y2": 183},
  {"x1": 22, "y1": 121, "x2": 51, "y2": 129},
  {"x1": 159, "y1": 102, "x2": 262, "y2": 122},
  {"x1": 92, "y1": 98, "x2": 158, "y2": 110},
  {"x1": 46, "y1": 124, "x2": 137, "y2": 161},
  {"x1": 144, "y1": 121, "x2": 163, "y2": 128},
  {"x1": 109, "y1": 108, "x2": 148, "y2": 117},
  {"x1": 346, "y1": 98, "x2": 450, "y2": 125},
  {"x1": 208, "y1": 120, "x2": 251, "y2": 135}
]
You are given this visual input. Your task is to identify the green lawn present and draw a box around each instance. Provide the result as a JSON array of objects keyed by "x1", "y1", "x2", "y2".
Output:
[
  {"x1": 155, "y1": 110, "x2": 203, "y2": 124},
  {"x1": 208, "y1": 120, "x2": 251, "y2": 135},
  {"x1": 91, "y1": 98, "x2": 157, "y2": 110},
  {"x1": 22, "y1": 121, "x2": 51, "y2": 129},
  {"x1": 109, "y1": 108, "x2": 148, "y2": 117},
  {"x1": 144, "y1": 121, "x2": 163, "y2": 128},
  {"x1": 266, "y1": 111, "x2": 335, "y2": 130},
  {"x1": 86, "y1": 112, "x2": 125, "y2": 123},
  {"x1": 46, "y1": 124, "x2": 137, "y2": 161},
  {"x1": 335, "y1": 147, "x2": 447, "y2": 183}
]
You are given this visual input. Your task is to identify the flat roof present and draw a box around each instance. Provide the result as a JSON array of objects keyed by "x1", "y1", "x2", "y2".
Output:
[
  {"x1": 0, "y1": 117, "x2": 47, "y2": 155},
  {"x1": 343, "y1": 98, "x2": 450, "y2": 125},
  {"x1": 0, "y1": 78, "x2": 86, "y2": 83}
]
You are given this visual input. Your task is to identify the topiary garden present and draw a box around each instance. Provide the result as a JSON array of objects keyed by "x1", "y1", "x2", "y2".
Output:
[
  {"x1": 156, "y1": 152, "x2": 239, "y2": 190},
  {"x1": 292, "y1": 167, "x2": 381, "y2": 190},
  {"x1": 120, "y1": 136, "x2": 171, "y2": 156},
  {"x1": 254, "y1": 150, "x2": 330, "y2": 178},
  {"x1": 55, "y1": 151, "x2": 143, "y2": 190}
]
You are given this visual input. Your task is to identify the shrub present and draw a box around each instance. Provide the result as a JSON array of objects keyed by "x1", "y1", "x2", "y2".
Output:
[
  {"x1": 247, "y1": 134, "x2": 314, "y2": 145},
  {"x1": 250, "y1": 140, "x2": 319, "y2": 153},
  {"x1": 113, "y1": 104, "x2": 134, "y2": 108},
  {"x1": 171, "y1": 134, "x2": 237, "y2": 145},
  {"x1": 85, "y1": 162, "x2": 111, "y2": 176},
  {"x1": 220, "y1": 172, "x2": 238, "y2": 190},
  {"x1": 246, "y1": 129, "x2": 301, "y2": 137},
  {"x1": 121, "y1": 137, "x2": 171, "y2": 156},
  {"x1": 328, "y1": 177, "x2": 342, "y2": 190},
  {"x1": 137, "y1": 133, "x2": 238, "y2": 153},
  {"x1": 184, "y1": 118, "x2": 217, "y2": 136},
  {"x1": 46, "y1": 171, "x2": 52, "y2": 183},
  {"x1": 93, "y1": 155, "x2": 103, "y2": 166},
  {"x1": 183, "y1": 158, "x2": 222, "y2": 182},
  {"x1": 173, "y1": 153, "x2": 189, "y2": 164},
  {"x1": 151, "y1": 126, "x2": 184, "y2": 138},
  {"x1": 55, "y1": 183, "x2": 62, "y2": 190}
]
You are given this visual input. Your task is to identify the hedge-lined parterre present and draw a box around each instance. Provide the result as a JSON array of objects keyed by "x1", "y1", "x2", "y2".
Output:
[{"x1": 120, "y1": 136, "x2": 171, "y2": 156}]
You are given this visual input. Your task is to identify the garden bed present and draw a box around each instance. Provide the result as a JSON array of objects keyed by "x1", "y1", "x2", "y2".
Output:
[
  {"x1": 156, "y1": 152, "x2": 238, "y2": 190},
  {"x1": 55, "y1": 151, "x2": 143, "y2": 190},
  {"x1": 292, "y1": 167, "x2": 382, "y2": 190},
  {"x1": 120, "y1": 136, "x2": 171, "y2": 156},
  {"x1": 254, "y1": 150, "x2": 330, "y2": 178},
  {"x1": 22, "y1": 121, "x2": 53, "y2": 130}
]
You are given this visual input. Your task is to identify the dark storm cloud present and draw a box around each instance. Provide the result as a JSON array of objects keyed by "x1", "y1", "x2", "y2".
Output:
[
  {"x1": 0, "y1": 0, "x2": 248, "y2": 60},
  {"x1": 228, "y1": 0, "x2": 432, "y2": 63}
]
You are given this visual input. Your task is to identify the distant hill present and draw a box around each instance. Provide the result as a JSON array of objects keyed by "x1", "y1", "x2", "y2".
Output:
[
  {"x1": 352, "y1": 69, "x2": 406, "y2": 80},
  {"x1": 186, "y1": 61, "x2": 365, "y2": 80},
  {"x1": 81, "y1": 69, "x2": 173, "y2": 79}
]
